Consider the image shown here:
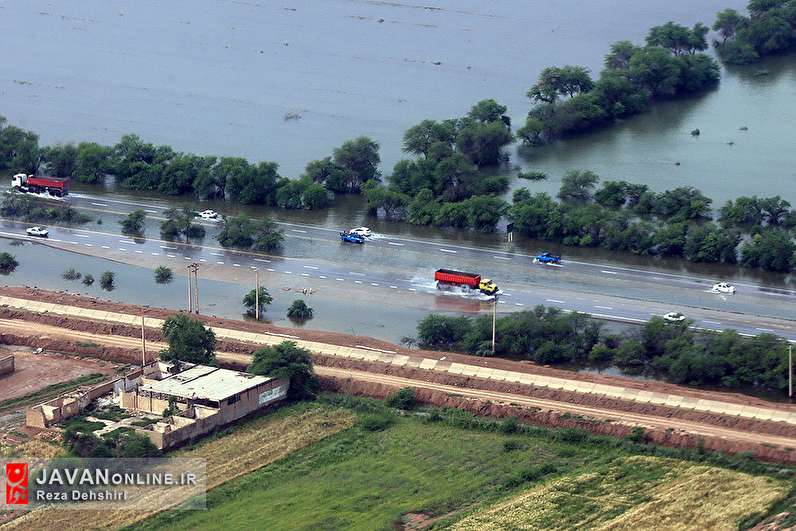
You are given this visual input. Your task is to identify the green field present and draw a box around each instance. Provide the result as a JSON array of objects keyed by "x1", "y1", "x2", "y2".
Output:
[{"x1": 134, "y1": 396, "x2": 793, "y2": 531}]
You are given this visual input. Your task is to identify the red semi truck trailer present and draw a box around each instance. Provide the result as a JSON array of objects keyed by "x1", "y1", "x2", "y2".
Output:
[
  {"x1": 11, "y1": 173, "x2": 70, "y2": 197},
  {"x1": 434, "y1": 269, "x2": 499, "y2": 295}
]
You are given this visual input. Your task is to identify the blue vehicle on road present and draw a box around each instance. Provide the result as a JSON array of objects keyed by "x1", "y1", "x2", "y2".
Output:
[
  {"x1": 533, "y1": 251, "x2": 561, "y2": 265},
  {"x1": 340, "y1": 231, "x2": 365, "y2": 244}
]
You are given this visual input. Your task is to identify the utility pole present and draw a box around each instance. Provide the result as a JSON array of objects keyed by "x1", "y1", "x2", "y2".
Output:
[
  {"x1": 186, "y1": 266, "x2": 193, "y2": 313},
  {"x1": 255, "y1": 268, "x2": 260, "y2": 321},
  {"x1": 492, "y1": 294, "x2": 499, "y2": 355},
  {"x1": 187, "y1": 263, "x2": 200, "y2": 315},
  {"x1": 789, "y1": 343, "x2": 793, "y2": 399},
  {"x1": 141, "y1": 315, "x2": 147, "y2": 368}
]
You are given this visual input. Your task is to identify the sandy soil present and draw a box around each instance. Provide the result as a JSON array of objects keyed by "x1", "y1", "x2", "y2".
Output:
[{"x1": 0, "y1": 286, "x2": 792, "y2": 411}]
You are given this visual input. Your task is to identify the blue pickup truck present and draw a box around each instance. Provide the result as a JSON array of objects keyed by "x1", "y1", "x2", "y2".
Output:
[
  {"x1": 533, "y1": 251, "x2": 561, "y2": 265},
  {"x1": 339, "y1": 231, "x2": 365, "y2": 244}
]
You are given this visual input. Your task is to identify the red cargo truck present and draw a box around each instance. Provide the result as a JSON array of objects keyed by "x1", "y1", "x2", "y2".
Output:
[
  {"x1": 11, "y1": 173, "x2": 70, "y2": 197},
  {"x1": 434, "y1": 269, "x2": 498, "y2": 295}
]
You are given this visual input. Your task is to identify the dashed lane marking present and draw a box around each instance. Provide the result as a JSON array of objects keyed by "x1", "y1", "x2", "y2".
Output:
[
  {"x1": 390, "y1": 285, "x2": 398, "y2": 289},
  {"x1": 301, "y1": 273, "x2": 310, "y2": 277},
  {"x1": 74, "y1": 234, "x2": 89, "y2": 238},
  {"x1": 216, "y1": 261, "x2": 225, "y2": 265},
  {"x1": 119, "y1": 248, "x2": 127, "y2": 251},
  {"x1": 600, "y1": 270, "x2": 618, "y2": 275},
  {"x1": 546, "y1": 299, "x2": 565, "y2": 304},
  {"x1": 100, "y1": 245, "x2": 109, "y2": 249},
  {"x1": 439, "y1": 249, "x2": 457, "y2": 253},
  {"x1": 291, "y1": 229, "x2": 308, "y2": 233},
  {"x1": 336, "y1": 278, "x2": 345, "y2": 281},
  {"x1": 595, "y1": 305, "x2": 614, "y2": 310},
  {"x1": 160, "y1": 246, "x2": 177, "y2": 250},
  {"x1": 90, "y1": 202, "x2": 109, "y2": 207},
  {"x1": 319, "y1": 275, "x2": 327, "y2": 279},
  {"x1": 267, "y1": 268, "x2": 275, "y2": 272},
  {"x1": 210, "y1": 252, "x2": 223, "y2": 256},
  {"x1": 514, "y1": 302, "x2": 524, "y2": 306},
  {"x1": 387, "y1": 242, "x2": 404, "y2": 246},
  {"x1": 349, "y1": 272, "x2": 365, "y2": 276},
  {"x1": 303, "y1": 265, "x2": 319, "y2": 270},
  {"x1": 408, "y1": 288, "x2": 416, "y2": 291},
  {"x1": 354, "y1": 280, "x2": 363, "y2": 284},
  {"x1": 493, "y1": 256, "x2": 511, "y2": 260},
  {"x1": 703, "y1": 320, "x2": 722, "y2": 325},
  {"x1": 284, "y1": 271, "x2": 293, "y2": 274},
  {"x1": 254, "y1": 258, "x2": 270, "y2": 263},
  {"x1": 151, "y1": 252, "x2": 159, "y2": 256},
  {"x1": 756, "y1": 327, "x2": 775, "y2": 332},
  {"x1": 145, "y1": 209, "x2": 158, "y2": 214},
  {"x1": 371, "y1": 282, "x2": 379, "y2": 286},
  {"x1": 167, "y1": 254, "x2": 176, "y2": 258},
  {"x1": 84, "y1": 243, "x2": 93, "y2": 247}
]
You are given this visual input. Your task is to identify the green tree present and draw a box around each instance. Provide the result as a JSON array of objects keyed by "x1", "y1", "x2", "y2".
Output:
[
  {"x1": 248, "y1": 341, "x2": 319, "y2": 399},
  {"x1": 99, "y1": 271, "x2": 115, "y2": 290},
  {"x1": 719, "y1": 196, "x2": 764, "y2": 230},
  {"x1": 159, "y1": 314, "x2": 216, "y2": 365},
  {"x1": 646, "y1": 22, "x2": 709, "y2": 55},
  {"x1": 0, "y1": 117, "x2": 40, "y2": 173},
  {"x1": 402, "y1": 119, "x2": 457, "y2": 156},
  {"x1": 287, "y1": 299, "x2": 313, "y2": 321},
  {"x1": 332, "y1": 136, "x2": 381, "y2": 192},
  {"x1": 160, "y1": 207, "x2": 206, "y2": 240},
  {"x1": 385, "y1": 387, "x2": 417, "y2": 410},
  {"x1": 629, "y1": 47, "x2": 682, "y2": 97},
  {"x1": 73, "y1": 142, "x2": 111, "y2": 184},
  {"x1": 154, "y1": 266, "x2": 173, "y2": 284},
  {"x1": 516, "y1": 116, "x2": 545, "y2": 146},
  {"x1": 252, "y1": 217, "x2": 284, "y2": 251},
  {"x1": 0, "y1": 252, "x2": 18, "y2": 274},
  {"x1": 82, "y1": 273, "x2": 95, "y2": 286},
  {"x1": 758, "y1": 196, "x2": 791, "y2": 226},
  {"x1": 683, "y1": 224, "x2": 740, "y2": 264},
  {"x1": 604, "y1": 40, "x2": 641, "y2": 70},
  {"x1": 527, "y1": 66, "x2": 595, "y2": 104},
  {"x1": 119, "y1": 209, "x2": 146, "y2": 235},
  {"x1": 42, "y1": 144, "x2": 77, "y2": 177},
  {"x1": 467, "y1": 98, "x2": 509, "y2": 124},
  {"x1": 557, "y1": 170, "x2": 599, "y2": 203},
  {"x1": 713, "y1": 8, "x2": 746, "y2": 42},
  {"x1": 243, "y1": 286, "x2": 273, "y2": 317},
  {"x1": 416, "y1": 314, "x2": 470, "y2": 350},
  {"x1": 455, "y1": 120, "x2": 513, "y2": 167},
  {"x1": 740, "y1": 229, "x2": 795, "y2": 272}
]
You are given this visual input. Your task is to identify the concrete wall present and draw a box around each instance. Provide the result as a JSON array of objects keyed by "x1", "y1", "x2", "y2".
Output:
[
  {"x1": 0, "y1": 354, "x2": 13, "y2": 376},
  {"x1": 25, "y1": 377, "x2": 116, "y2": 429}
]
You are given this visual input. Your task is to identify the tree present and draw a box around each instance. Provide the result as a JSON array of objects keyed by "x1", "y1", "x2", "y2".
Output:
[
  {"x1": 740, "y1": 229, "x2": 795, "y2": 272},
  {"x1": 0, "y1": 117, "x2": 40, "y2": 173},
  {"x1": 455, "y1": 120, "x2": 513, "y2": 167},
  {"x1": 332, "y1": 136, "x2": 381, "y2": 192},
  {"x1": 385, "y1": 387, "x2": 416, "y2": 410},
  {"x1": 402, "y1": 120, "x2": 457, "y2": 156},
  {"x1": 242, "y1": 286, "x2": 273, "y2": 317},
  {"x1": 216, "y1": 214, "x2": 282, "y2": 251},
  {"x1": 713, "y1": 9, "x2": 745, "y2": 42},
  {"x1": 629, "y1": 47, "x2": 682, "y2": 97},
  {"x1": 287, "y1": 299, "x2": 314, "y2": 321},
  {"x1": 119, "y1": 209, "x2": 146, "y2": 235},
  {"x1": 557, "y1": 170, "x2": 599, "y2": 203},
  {"x1": 42, "y1": 144, "x2": 77, "y2": 177},
  {"x1": 604, "y1": 40, "x2": 640, "y2": 70},
  {"x1": 159, "y1": 314, "x2": 216, "y2": 365},
  {"x1": 467, "y1": 99, "x2": 509, "y2": 124},
  {"x1": 0, "y1": 252, "x2": 18, "y2": 274},
  {"x1": 758, "y1": 196, "x2": 791, "y2": 226},
  {"x1": 683, "y1": 225, "x2": 740, "y2": 264},
  {"x1": 646, "y1": 22, "x2": 708, "y2": 55},
  {"x1": 719, "y1": 196, "x2": 764, "y2": 230},
  {"x1": 416, "y1": 314, "x2": 469, "y2": 350},
  {"x1": 527, "y1": 66, "x2": 594, "y2": 104},
  {"x1": 154, "y1": 266, "x2": 173, "y2": 284},
  {"x1": 160, "y1": 207, "x2": 205, "y2": 240},
  {"x1": 516, "y1": 116, "x2": 545, "y2": 146},
  {"x1": 248, "y1": 341, "x2": 318, "y2": 399},
  {"x1": 99, "y1": 271, "x2": 115, "y2": 290},
  {"x1": 594, "y1": 180, "x2": 628, "y2": 209},
  {"x1": 82, "y1": 273, "x2": 95, "y2": 286},
  {"x1": 252, "y1": 217, "x2": 284, "y2": 251}
]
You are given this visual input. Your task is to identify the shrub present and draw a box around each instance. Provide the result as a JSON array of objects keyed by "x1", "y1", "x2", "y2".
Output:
[
  {"x1": 154, "y1": 266, "x2": 173, "y2": 284},
  {"x1": 385, "y1": 387, "x2": 416, "y2": 410},
  {"x1": 286, "y1": 299, "x2": 314, "y2": 321},
  {"x1": 518, "y1": 170, "x2": 548, "y2": 181},
  {"x1": 553, "y1": 427, "x2": 590, "y2": 443},
  {"x1": 82, "y1": 273, "x2": 95, "y2": 286},
  {"x1": 62, "y1": 268, "x2": 82, "y2": 281},
  {"x1": 99, "y1": 271, "x2": 115, "y2": 291},
  {"x1": 359, "y1": 413, "x2": 395, "y2": 432},
  {"x1": 0, "y1": 252, "x2": 18, "y2": 274}
]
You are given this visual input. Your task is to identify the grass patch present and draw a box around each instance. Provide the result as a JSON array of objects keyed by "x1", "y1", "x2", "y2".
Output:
[
  {"x1": 130, "y1": 418, "x2": 154, "y2": 428},
  {"x1": 61, "y1": 415, "x2": 105, "y2": 434},
  {"x1": 90, "y1": 405, "x2": 132, "y2": 421},
  {"x1": 0, "y1": 372, "x2": 106, "y2": 411}
]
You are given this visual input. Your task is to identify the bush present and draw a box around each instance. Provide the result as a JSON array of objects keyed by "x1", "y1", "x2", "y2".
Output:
[
  {"x1": 159, "y1": 314, "x2": 216, "y2": 365},
  {"x1": 82, "y1": 273, "x2": 95, "y2": 286},
  {"x1": 553, "y1": 427, "x2": 590, "y2": 443},
  {"x1": 243, "y1": 287, "x2": 273, "y2": 317},
  {"x1": 286, "y1": 299, "x2": 314, "y2": 321},
  {"x1": 62, "y1": 268, "x2": 81, "y2": 281},
  {"x1": 119, "y1": 209, "x2": 146, "y2": 235},
  {"x1": 517, "y1": 170, "x2": 548, "y2": 181},
  {"x1": 154, "y1": 266, "x2": 173, "y2": 284},
  {"x1": 385, "y1": 387, "x2": 416, "y2": 410},
  {"x1": 499, "y1": 416, "x2": 519, "y2": 434},
  {"x1": 359, "y1": 413, "x2": 395, "y2": 432},
  {"x1": 0, "y1": 252, "x2": 18, "y2": 273},
  {"x1": 248, "y1": 341, "x2": 318, "y2": 400},
  {"x1": 99, "y1": 271, "x2": 115, "y2": 291}
]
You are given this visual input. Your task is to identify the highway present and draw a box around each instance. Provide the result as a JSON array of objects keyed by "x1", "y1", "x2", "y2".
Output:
[{"x1": 0, "y1": 188, "x2": 794, "y2": 341}]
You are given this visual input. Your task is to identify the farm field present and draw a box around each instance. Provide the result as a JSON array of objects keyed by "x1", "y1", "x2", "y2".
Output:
[
  {"x1": 3, "y1": 403, "x2": 354, "y2": 531},
  {"x1": 135, "y1": 397, "x2": 794, "y2": 531}
]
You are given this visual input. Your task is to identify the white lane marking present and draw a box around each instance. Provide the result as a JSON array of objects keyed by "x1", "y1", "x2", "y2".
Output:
[
  {"x1": 756, "y1": 327, "x2": 775, "y2": 332},
  {"x1": 118, "y1": 248, "x2": 127, "y2": 251},
  {"x1": 336, "y1": 278, "x2": 345, "y2": 281},
  {"x1": 74, "y1": 234, "x2": 89, "y2": 238},
  {"x1": 387, "y1": 242, "x2": 404, "y2": 246},
  {"x1": 319, "y1": 275, "x2": 327, "y2": 279},
  {"x1": 210, "y1": 252, "x2": 224, "y2": 256},
  {"x1": 591, "y1": 312, "x2": 646, "y2": 323},
  {"x1": 291, "y1": 229, "x2": 308, "y2": 233},
  {"x1": 439, "y1": 248, "x2": 457, "y2": 253},
  {"x1": 300, "y1": 273, "x2": 310, "y2": 277},
  {"x1": 546, "y1": 299, "x2": 565, "y2": 304},
  {"x1": 514, "y1": 302, "x2": 524, "y2": 306},
  {"x1": 349, "y1": 272, "x2": 365, "y2": 276},
  {"x1": 408, "y1": 288, "x2": 416, "y2": 292},
  {"x1": 302, "y1": 265, "x2": 319, "y2": 270},
  {"x1": 703, "y1": 320, "x2": 722, "y2": 325},
  {"x1": 199, "y1": 258, "x2": 206, "y2": 262},
  {"x1": 601, "y1": 270, "x2": 618, "y2": 275},
  {"x1": 216, "y1": 261, "x2": 225, "y2": 265},
  {"x1": 354, "y1": 280, "x2": 362, "y2": 284},
  {"x1": 250, "y1": 266, "x2": 257, "y2": 269},
  {"x1": 389, "y1": 285, "x2": 398, "y2": 289},
  {"x1": 135, "y1": 250, "x2": 143, "y2": 254},
  {"x1": 184, "y1": 257, "x2": 191, "y2": 260},
  {"x1": 145, "y1": 209, "x2": 158, "y2": 213},
  {"x1": 371, "y1": 282, "x2": 379, "y2": 286},
  {"x1": 284, "y1": 271, "x2": 293, "y2": 274},
  {"x1": 100, "y1": 245, "x2": 110, "y2": 249},
  {"x1": 167, "y1": 254, "x2": 176, "y2": 258},
  {"x1": 84, "y1": 243, "x2": 93, "y2": 247},
  {"x1": 151, "y1": 252, "x2": 159, "y2": 256},
  {"x1": 254, "y1": 258, "x2": 270, "y2": 263},
  {"x1": 595, "y1": 305, "x2": 613, "y2": 310},
  {"x1": 355, "y1": 345, "x2": 397, "y2": 354},
  {"x1": 502, "y1": 293, "x2": 512, "y2": 297},
  {"x1": 267, "y1": 268, "x2": 275, "y2": 272},
  {"x1": 233, "y1": 263, "x2": 241, "y2": 267},
  {"x1": 493, "y1": 256, "x2": 511, "y2": 260},
  {"x1": 119, "y1": 240, "x2": 135, "y2": 244},
  {"x1": 90, "y1": 202, "x2": 108, "y2": 207},
  {"x1": 498, "y1": 300, "x2": 507, "y2": 304},
  {"x1": 160, "y1": 246, "x2": 177, "y2": 250}
]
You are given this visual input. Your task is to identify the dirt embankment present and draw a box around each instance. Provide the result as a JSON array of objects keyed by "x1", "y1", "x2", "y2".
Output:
[
  {"x1": 320, "y1": 377, "x2": 796, "y2": 465},
  {"x1": 1, "y1": 286, "x2": 791, "y2": 411}
]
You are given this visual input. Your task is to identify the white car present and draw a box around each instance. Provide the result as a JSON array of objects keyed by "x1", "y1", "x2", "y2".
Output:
[
  {"x1": 711, "y1": 282, "x2": 736, "y2": 294},
  {"x1": 348, "y1": 227, "x2": 372, "y2": 237},
  {"x1": 25, "y1": 226, "x2": 49, "y2": 237},
  {"x1": 198, "y1": 209, "x2": 220, "y2": 221},
  {"x1": 663, "y1": 312, "x2": 687, "y2": 322}
]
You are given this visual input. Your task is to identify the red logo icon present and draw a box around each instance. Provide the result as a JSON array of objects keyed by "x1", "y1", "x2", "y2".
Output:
[{"x1": 5, "y1": 463, "x2": 28, "y2": 505}]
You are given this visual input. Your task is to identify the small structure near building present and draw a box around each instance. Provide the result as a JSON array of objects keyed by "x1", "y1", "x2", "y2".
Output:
[
  {"x1": 27, "y1": 362, "x2": 287, "y2": 450},
  {"x1": 0, "y1": 354, "x2": 14, "y2": 376}
]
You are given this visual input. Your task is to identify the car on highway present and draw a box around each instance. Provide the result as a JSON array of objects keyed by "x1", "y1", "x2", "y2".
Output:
[
  {"x1": 711, "y1": 282, "x2": 736, "y2": 294},
  {"x1": 533, "y1": 251, "x2": 561, "y2": 265},
  {"x1": 339, "y1": 231, "x2": 365, "y2": 244},
  {"x1": 663, "y1": 312, "x2": 687, "y2": 322},
  {"x1": 198, "y1": 209, "x2": 220, "y2": 221},
  {"x1": 25, "y1": 226, "x2": 49, "y2": 237},
  {"x1": 348, "y1": 227, "x2": 372, "y2": 237}
]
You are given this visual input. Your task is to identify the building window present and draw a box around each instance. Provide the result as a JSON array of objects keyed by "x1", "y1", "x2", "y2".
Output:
[{"x1": 227, "y1": 394, "x2": 240, "y2": 405}]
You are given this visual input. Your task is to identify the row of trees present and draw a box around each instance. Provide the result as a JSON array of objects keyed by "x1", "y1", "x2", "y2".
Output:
[
  {"x1": 508, "y1": 172, "x2": 796, "y2": 272},
  {"x1": 362, "y1": 99, "x2": 513, "y2": 231},
  {"x1": 713, "y1": 0, "x2": 796, "y2": 64},
  {"x1": 415, "y1": 307, "x2": 790, "y2": 393},
  {"x1": 517, "y1": 22, "x2": 720, "y2": 146}
]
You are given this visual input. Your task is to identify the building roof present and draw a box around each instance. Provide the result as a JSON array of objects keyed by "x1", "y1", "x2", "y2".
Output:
[{"x1": 140, "y1": 364, "x2": 272, "y2": 402}]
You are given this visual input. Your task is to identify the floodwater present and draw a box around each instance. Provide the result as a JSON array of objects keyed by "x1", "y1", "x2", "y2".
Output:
[{"x1": 5, "y1": 0, "x2": 792, "y2": 209}]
